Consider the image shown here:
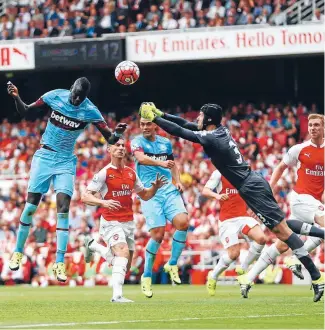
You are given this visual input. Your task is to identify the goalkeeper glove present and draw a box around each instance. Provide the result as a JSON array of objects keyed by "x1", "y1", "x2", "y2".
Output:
[{"x1": 139, "y1": 102, "x2": 156, "y2": 121}]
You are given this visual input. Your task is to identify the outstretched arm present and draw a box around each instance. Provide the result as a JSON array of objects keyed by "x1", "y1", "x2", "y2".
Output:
[
  {"x1": 163, "y1": 113, "x2": 199, "y2": 131},
  {"x1": 94, "y1": 122, "x2": 127, "y2": 145},
  {"x1": 7, "y1": 82, "x2": 46, "y2": 117},
  {"x1": 153, "y1": 116, "x2": 201, "y2": 143}
]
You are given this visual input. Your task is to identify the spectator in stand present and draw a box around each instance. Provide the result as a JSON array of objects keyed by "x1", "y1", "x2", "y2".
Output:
[
  {"x1": 269, "y1": 5, "x2": 287, "y2": 25},
  {"x1": 311, "y1": 8, "x2": 324, "y2": 22},
  {"x1": 207, "y1": 0, "x2": 226, "y2": 20},
  {"x1": 135, "y1": 13, "x2": 147, "y2": 30},
  {"x1": 59, "y1": 20, "x2": 73, "y2": 36},
  {"x1": 73, "y1": 19, "x2": 86, "y2": 36},
  {"x1": 162, "y1": 12, "x2": 178, "y2": 30},
  {"x1": 99, "y1": 5, "x2": 118, "y2": 34},
  {"x1": 178, "y1": 11, "x2": 196, "y2": 28},
  {"x1": 29, "y1": 20, "x2": 43, "y2": 38}
]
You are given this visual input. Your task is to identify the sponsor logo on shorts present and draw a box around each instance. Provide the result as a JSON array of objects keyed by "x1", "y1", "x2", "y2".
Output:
[
  {"x1": 113, "y1": 234, "x2": 119, "y2": 240},
  {"x1": 319, "y1": 205, "x2": 324, "y2": 211},
  {"x1": 225, "y1": 237, "x2": 229, "y2": 243}
]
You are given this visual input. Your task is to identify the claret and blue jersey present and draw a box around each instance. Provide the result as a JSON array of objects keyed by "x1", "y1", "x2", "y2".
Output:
[
  {"x1": 28, "y1": 89, "x2": 104, "y2": 197},
  {"x1": 41, "y1": 89, "x2": 104, "y2": 155},
  {"x1": 131, "y1": 134, "x2": 187, "y2": 230}
]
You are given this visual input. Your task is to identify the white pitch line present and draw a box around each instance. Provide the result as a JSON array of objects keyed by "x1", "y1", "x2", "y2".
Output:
[{"x1": 1, "y1": 313, "x2": 324, "y2": 329}]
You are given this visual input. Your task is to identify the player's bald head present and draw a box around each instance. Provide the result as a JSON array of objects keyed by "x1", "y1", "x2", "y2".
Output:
[{"x1": 70, "y1": 77, "x2": 91, "y2": 106}]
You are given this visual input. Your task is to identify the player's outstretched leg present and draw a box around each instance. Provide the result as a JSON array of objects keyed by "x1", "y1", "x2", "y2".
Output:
[
  {"x1": 236, "y1": 224, "x2": 266, "y2": 298},
  {"x1": 10, "y1": 202, "x2": 38, "y2": 271},
  {"x1": 53, "y1": 193, "x2": 71, "y2": 282},
  {"x1": 239, "y1": 242, "x2": 285, "y2": 290},
  {"x1": 286, "y1": 220, "x2": 325, "y2": 239},
  {"x1": 84, "y1": 237, "x2": 114, "y2": 264},
  {"x1": 164, "y1": 213, "x2": 188, "y2": 285},
  {"x1": 286, "y1": 237, "x2": 323, "y2": 280},
  {"x1": 275, "y1": 221, "x2": 324, "y2": 302},
  {"x1": 238, "y1": 225, "x2": 266, "y2": 275},
  {"x1": 10, "y1": 192, "x2": 41, "y2": 271},
  {"x1": 207, "y1": 252, "x2": 235, "y2": 296},
  {"x1": 142, "y1": 230, "x2": 163, "y2": 298}
]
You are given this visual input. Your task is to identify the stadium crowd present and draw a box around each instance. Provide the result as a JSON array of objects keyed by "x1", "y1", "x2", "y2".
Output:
[
  {"x1": 0, "y1": 101, "x2": 324, "y2": 286},
  {"x1": 0, "y1": 0, "x2": 324, "y2": 40}
]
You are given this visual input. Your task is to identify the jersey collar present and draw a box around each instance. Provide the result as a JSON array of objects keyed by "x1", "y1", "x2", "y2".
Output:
[
  {"x1": 107, "y1": 163, "x2": 124, "y2": 170},
  {"x1": 309, "y1": 139, "x2": 325, "y2": 148}
]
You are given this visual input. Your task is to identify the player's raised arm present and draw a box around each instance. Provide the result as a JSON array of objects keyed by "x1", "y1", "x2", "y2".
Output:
[
  {"x1": 139, "y1": 104, "x2": 201, "y2": 143},
  {"x1": 143, "y1": 102, "x2": 199, "y2": 131},
  {"x1": 137, "y1": 173, "x2": 168, "y2": 201},
  {"x1": 94, "y1": 121, "x2": 128, "y2": 145},
  {"x1": 7, "y1": 82, "x2": 46, "y2": 116}
]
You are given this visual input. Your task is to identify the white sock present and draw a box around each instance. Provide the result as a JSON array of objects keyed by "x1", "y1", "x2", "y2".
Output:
[
  {"x1": 211, "y1": 253, "x2": 233, "y2": 280},
  {"x1": 246, "y1": 244, "x2": 280, "y2": 282},
  {"x1": 89, "y1": 240, "x2": 114, "y2": 264},
  {"x1": 241, "y1": 242, "x2": 265, "y2": 271},
  {"x1": 112, "y1": 256, "x2": 128, "y2": 299},
  {"x1": 304, "y1": 237, "x2": 322, "y2": 252}
]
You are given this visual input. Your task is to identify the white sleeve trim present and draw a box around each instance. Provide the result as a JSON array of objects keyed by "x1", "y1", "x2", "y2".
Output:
[
  {"x1": 87, "y1": 168, "x2": 106, "y2": 193},
  {"x1": 205, "y1": 170, "x2": 221, "y2": 191},
  {"x1": 283, "y1": 142, "x2": 307, "y2": 167},
  {"x1": 134, "y1": 172, "x2": 144, "y2": 193}
]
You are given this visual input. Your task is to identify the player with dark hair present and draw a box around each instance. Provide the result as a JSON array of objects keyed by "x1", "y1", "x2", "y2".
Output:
[
  {"x1": 7, "y1": 78, "x2": 127, "y2": 282},
  {"x1": 138, "y1": 102, "x2": 324, "y2": 302}
]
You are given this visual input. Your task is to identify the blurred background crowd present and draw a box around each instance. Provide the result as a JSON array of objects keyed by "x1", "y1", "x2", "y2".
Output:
[
  {"x1": 0, "y1": 0, "x2": 324, "y2": 40},
  {"x1": 0, "y1": 102, "x2": 324, "y2": 286}
]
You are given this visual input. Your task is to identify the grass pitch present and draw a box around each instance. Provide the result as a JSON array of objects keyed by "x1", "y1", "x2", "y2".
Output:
[{"x1": 0, "y1": 285, "x2": 323, "y2": 329}]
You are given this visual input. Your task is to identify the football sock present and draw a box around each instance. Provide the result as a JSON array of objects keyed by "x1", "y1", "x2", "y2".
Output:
[
  {"x1": 112, "y1": 256, "x2": 128, "y2": 299},
  {"x1": 89, "y1": 240, "x2": 113, "y2": 264},
  {"x1": 246, "y1": 244, "x2": 280, "y2": 282},
  {"x1": 241, "y1": 241, "x2": 265, "y2": 271},
  {"x1": 285, "y1": 233, "x2": 320, "y2": 281},
  {"x1": 286, "y1": 220, "x2": 324, "y2": 238},
  {"x1": 211, "y1": 253, "x2": 233, "y2": 280},
  {"x1": 304, "y1": 237, "x2": 323, "y2": 252},
  {"x1": 143, "y1": 238, "x2": 160, "y2": 278},
  {"x1": 169, "y1": 230, "x2": 187, "y2": 266},
  {"x1": 15, "y1": 203, "x2": 37, "y2": 253},
  {"x1": 56, "y1": 213, "x2": 69, "y2": 263}
]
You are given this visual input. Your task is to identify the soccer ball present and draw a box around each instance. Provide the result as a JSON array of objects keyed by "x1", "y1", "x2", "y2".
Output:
[{"x1": 115, "y1": 61, "x2": 140, "y2": 86}]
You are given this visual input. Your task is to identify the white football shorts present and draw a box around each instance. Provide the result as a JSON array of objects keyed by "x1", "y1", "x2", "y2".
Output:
[
  {"x1": 289, "y1": 191, "x2": 325, "y2": 225},
  {"x1": 219, "y1": 216, "x2": 259, "y2": 249},
  {"x1": 99, "y1": 217, "x2": 135, "y2": 251}
]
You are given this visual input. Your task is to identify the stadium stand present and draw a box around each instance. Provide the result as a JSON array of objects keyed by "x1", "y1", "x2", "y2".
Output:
[
  {"x1": 0, "y1": 102, "x2": 324, "y2": 286},
  {"x1": 0, "y1": 0, "x2": 324, "y2": 40}
]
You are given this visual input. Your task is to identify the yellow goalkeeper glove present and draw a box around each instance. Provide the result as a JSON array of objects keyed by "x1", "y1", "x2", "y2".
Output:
[
  {"x1": 148, "y1": 102, "x2": 164, "y2": 117},
  {"x1": 139, "y1": 102, "x2": 156, "y2": 121}
]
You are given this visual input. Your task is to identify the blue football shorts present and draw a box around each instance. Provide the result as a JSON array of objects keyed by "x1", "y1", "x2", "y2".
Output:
[
  {"x1": 28, "y1": 148, "x2": 77, "y2": 197},
  {"x1": 140, "y1": 189, "x2": 187, "y2": 230}
]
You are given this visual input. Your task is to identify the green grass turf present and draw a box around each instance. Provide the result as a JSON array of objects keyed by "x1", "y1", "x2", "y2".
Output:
[{"x1": 0, "y1": 285, "x2": 323, "y2": 329}]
